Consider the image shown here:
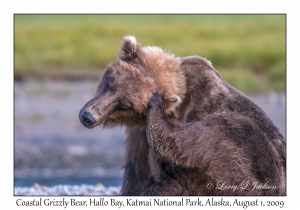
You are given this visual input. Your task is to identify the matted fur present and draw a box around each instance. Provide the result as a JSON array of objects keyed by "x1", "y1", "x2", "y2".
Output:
[{"x1": 79, "y1": 36, "x2": 286, "y2": 196}]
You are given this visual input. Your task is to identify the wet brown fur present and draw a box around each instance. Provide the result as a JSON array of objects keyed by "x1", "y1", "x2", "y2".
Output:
[{"x1": 79, "y1": 36, "x2": 286, "y2": 195}]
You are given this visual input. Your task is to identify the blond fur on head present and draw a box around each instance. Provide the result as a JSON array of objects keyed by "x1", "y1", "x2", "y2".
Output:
[
  {"x1": 141, "y1": 46, "x2": 186, "y2": 113},
  {"x1": 119, "y1": 36, "x2": 186, "y2": 113}
]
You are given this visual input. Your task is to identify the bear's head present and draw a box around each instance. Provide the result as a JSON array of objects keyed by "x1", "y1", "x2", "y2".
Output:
[{"x1": 79, "y1": 36, "x2": 186, "y2": 128}]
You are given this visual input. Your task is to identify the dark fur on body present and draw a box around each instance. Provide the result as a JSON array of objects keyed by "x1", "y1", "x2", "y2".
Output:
[
  {"x1": 146, "y1": 93, "x2": 284, "y2": 195},
  {"x1": 79, "y1": 36, "x2": 286, "y2": 196}
]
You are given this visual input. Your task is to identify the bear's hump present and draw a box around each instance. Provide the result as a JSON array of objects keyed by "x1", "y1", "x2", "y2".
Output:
[{"x1": 181, "y1": 56, "x2": 214, "y2": 70}]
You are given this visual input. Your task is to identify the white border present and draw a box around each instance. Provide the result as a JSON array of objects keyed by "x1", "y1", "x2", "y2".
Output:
[{"x1": 2, "y1": 0, "x2": 299, "y2": 208}]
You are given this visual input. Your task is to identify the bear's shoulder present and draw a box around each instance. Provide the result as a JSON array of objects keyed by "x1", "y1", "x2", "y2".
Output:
[{"x1": 180, "y1": 56, "x2": 214, "y2": 70}]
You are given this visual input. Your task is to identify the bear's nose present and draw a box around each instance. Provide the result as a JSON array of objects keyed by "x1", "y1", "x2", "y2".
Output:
[{"x1": 80, "y1": 110, "x2": 96, "y2": 128}]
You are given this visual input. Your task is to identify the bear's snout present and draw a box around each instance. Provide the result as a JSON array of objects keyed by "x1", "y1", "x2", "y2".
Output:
[{"x1": 80, "y1": 110, "x2": 96, "y2": 128}]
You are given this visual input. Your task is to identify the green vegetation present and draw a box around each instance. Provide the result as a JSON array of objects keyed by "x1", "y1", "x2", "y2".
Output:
[{"x1": 14, "y1": 14, "x2": 285, "y2": 93}]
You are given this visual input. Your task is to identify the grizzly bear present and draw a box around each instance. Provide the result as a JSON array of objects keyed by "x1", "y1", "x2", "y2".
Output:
[{"x1": 79, "y1": 36, "x2": 286, "y2": 196}]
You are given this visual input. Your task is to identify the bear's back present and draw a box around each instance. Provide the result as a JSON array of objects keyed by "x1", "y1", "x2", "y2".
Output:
[
  {"x1": 179, "y1": 56, "x2": 285, "y2": 169},
  {"x1": 180, "y1": 56, "x2": 284, "y2": 140}
]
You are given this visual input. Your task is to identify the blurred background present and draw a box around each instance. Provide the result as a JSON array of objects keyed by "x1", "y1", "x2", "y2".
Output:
[{"x1": 14, "y1": 14, "x2": 286, "y2": 188}]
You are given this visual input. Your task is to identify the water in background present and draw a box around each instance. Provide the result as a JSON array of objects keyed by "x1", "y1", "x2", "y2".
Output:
[{"x1": 15, "y1": 176, "x2": 122, "y2": 187}]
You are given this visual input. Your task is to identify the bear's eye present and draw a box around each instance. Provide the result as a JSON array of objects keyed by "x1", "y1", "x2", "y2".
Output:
[
  {"x1": 104, "y1": 77, "x2": 116, "y2": 92},
  {"x1": 106, "y1": 81, "x2": 111, "y2": 90},
  {"x1": 118, "y1": 101, "x2": 131, "y2": 110}
]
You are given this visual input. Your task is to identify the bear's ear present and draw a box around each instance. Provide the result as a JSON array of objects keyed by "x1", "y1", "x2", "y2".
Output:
[
  {"x1": 161, "y1": 90, "x2": 182, "y2": 114},
  {"x1": 120, "y1": 36, "x2": 141, "y2": 62}
]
